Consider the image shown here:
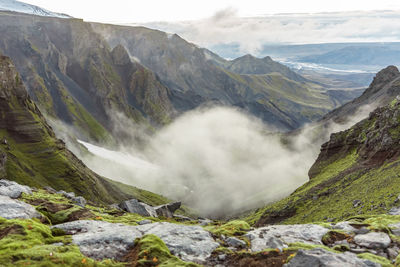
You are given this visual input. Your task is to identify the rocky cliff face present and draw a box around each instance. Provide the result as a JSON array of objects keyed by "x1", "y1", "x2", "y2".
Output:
[
  {"x1": 0, "y1": 54, "x2": 166, "y2": 205},
  {"x1": 249, "y1": 68, "x2": 400, "y2": 227},
  {"x1": 321, "y1": 65, "x2": 400, "y2": 124},
  {"x1": 0, "y1": 12, "x2": 175, "y2": 142},
  {"x1": 91, "y1": 23, "x2": 355, "y2": 131}
]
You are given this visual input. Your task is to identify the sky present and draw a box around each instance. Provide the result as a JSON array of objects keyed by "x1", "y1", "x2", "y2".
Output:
[{"x1": 21, "y1": 0, "x2": 400, "y2": 23}]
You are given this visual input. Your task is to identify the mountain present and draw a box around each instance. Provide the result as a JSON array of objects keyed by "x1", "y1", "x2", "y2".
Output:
[
  {"x1": 0, "y1": 53, "x2": 170, "y2": 205},
  {"x1": 0, "y1": 0, "x2": 70, "y2": 18},
  {"x1": 0, "y1": 11, "x2": 175, "y2": 142},
  {"x1": 300, "y1": 45, "x2": 400, "y2": 66},
  {"x1": 223, "y1": 54, "x2": 306, "y2": 82},
  {"x1": 92, "y1": 23, "x2": 360, "y2": 131},
  {"x1": 247, "y1": 66, "x2": 400, "y2": 226},
  {"x1": 321, "y1": 65, "x2": 400, "y2": 124}
]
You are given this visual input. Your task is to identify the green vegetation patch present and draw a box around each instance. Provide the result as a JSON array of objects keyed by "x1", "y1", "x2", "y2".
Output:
[
  {"x1": 205, "y1": 220, "x2": 251, "y2": 236},
  {"x1": 0, "y1": 217, "x2": 122, "y2": 267},
  {"x1": 128, "y1": 234, "x2": 199, "y2": 267}
]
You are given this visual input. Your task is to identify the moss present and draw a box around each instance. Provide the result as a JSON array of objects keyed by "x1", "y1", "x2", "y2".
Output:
[
  {"x1": 357, "y1": 253, "x2": 392, "y2": 267},
  {"x1": 132, "y1": 234, "x2": 199, "y2": 267},
  {"x1": 0, "y1": 217, "x2": 122, "y2": 266},
  {"x1": 205, "y1": 220, "x2": 250, "y2": 236}
]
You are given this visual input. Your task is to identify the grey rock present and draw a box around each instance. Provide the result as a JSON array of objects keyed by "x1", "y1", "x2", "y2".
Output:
[
  {"x1": 57, "y1": 190, "x2": 76, "y2": 199},
  {"x1": 389, "y1": 222, "x2": 400, "y2": 236},
  {"x1": 353, "y1": 200, "x2": 362, "y2": 208},
  {"x1": 154, "y1": 202, "x2": 181, "y2": 218},
  {"x1": 218, "y1": 254, "x2": 226, "y2": 261},
  {"x1": 332, "y1": 221, "x2": 357, "y2": 233},
  {"x1": 138, "y1": 219, "x2": 152, "y2": 225},
  {"x1": 173, "y1": 214, "x2": 193, "y2": 222},
  {"x1": 387, "y1": 247, "x2": 399, "y2": 259},
  {"x1": 72, "y1": 196, "x2": 86, "y2": 207},
  {"x1": 0, "y1": 195, "x2": 41, "y2": 219},
  {"x1": 284, "y1": 248, "x2": 380, "y2": 267},
  {"x1": 118, "y1": 199, "x2": 157, "y2": 217},
  {"x1": 52, "y1": 220, "x2": 218, "y2": 263},
  {"x1": 52, "y1": 220, "x2": 141, "y2": 260},
  {"x1": 138, "y1": 222, "x2": 219, "y2": 262},
  {"x1": 388, "y1": 206, "x2": 400, "y2": 215},
  {"x1": 225, "y1": 237, "x2": 246, "y2": 248},
  {"x1": 246, "y1": 224, "x2": 329, "y2": 252},
  {"x1": 354, "y1": 227, "x2": 370, "y2": 235},
  {"x1": 44, "y1": 186, "x2": 57, "y2": 194},
  {"x1": 354, "y1": 232, "x2": 391, "y2": 249},
  {"x1": 108, "y1": 204, "x2": 122, "y2": 211},
  {"x1": 199, "y1": 219, "x2": 212, "y2": 226},
  {"x1": 0, "y1": 179, "x2": 32, "y2": 199}
]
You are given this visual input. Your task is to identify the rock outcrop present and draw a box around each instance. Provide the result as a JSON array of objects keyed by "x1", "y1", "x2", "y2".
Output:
[
  {"x1": 0, "y1": 195, "x2": 41, "y2": 219},
  {"x1": 52, "y1": 220, "x2": 219, "y2": 263},
  {"x1": 118, "y1": 199, "x2": 181, "y2": 218}
]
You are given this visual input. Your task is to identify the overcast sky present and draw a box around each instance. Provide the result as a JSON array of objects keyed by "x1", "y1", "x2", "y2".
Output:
[{"x1": 22, "y1": 0, "x2": 400, "y2": 23}]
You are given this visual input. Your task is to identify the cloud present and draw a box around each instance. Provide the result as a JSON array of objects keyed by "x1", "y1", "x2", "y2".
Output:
[{"x1": 141, "y1": 10, "x2": 400, "y2": 56}]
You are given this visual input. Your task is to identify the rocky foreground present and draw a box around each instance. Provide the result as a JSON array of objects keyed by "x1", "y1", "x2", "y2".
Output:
[{"x1": 1, "y1": 179, "x2": 400, "y2": 266}]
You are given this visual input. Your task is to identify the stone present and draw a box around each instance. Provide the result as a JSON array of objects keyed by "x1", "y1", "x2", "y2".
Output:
[
  {"x1": 138, "y1": 222, "x2": 219, "y2": 262},
  {"x1": 173, "y1": 215, "x2": 193, "y2": 222},
  {"x1": 218, "y1": 254, "x2": 226, "y2": 261},
  {"x1": 332, "y1": 221, "x2": 357, "y2": 233},
  {"x1": 284, "y1": 248, "x2": 380, "y2": 267},
  {"x1": 57, "y1": 190, "x2": 75, "y2": 199},
  {"x1": 52, "y1": 220, "x2": 141, "y2": 261},
  {"x1": 0, "y1": 195, "x2": 41, "y2": 219},
  {"x1": 0, "y1": 179, "x2": 32, "y2": 199},
  {"x1": 72, "y1": 196, "x2": 86, "y2": 208},
  {"x1": 52, "y1": 220, "x2": 219, "y2": 263},
  {"x1": 225, "y1": 237, "x2": 246, "y2": 248},
  {"x1": 389, "y1": 207, "x2": 400, "y2": 215},
  {"x1": 44, "y1": 186, "x2": 57, "y2": 194},
  {"x1": 388, "y1": 222, "x2": 400, "y2": 236},
  {"x1": 138, "y1": 219, "x2": 152, "y2": 225},
  {"x1": 353, "y1": 200, "x2": 362, "y2": 208},
  {"x1": 246, "y1": 224, "x2": 329, "y2": 252},
  {"x1": 118, "y1": 199, "x2": 157, "y2": 217},
  {"x1": 154, "y1": 202, "x2": 181, "y2": 218},
  {"x1": 354, "y1": 232, "x2": 391, "y2": 249},
  {"x1": 199, "y1": 219, "x2": 212, "y2": 226},
  {"x1": 387, "y1": 247, "x2": 399, "y2": 259}
]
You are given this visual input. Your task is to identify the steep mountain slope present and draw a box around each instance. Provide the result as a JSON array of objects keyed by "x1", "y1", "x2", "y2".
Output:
[
  {"x1": 0, "y1": 54, "x2": 169, "y2": 205},
  {"x1": 248, "y1": 89, "x2": 400, "y2": 226},
  {"x1": 0, "y1": 0, "x2": 70, "y2": 18},
  {"x1": 322, "y1": 65, "x2": 400, "y2": 124},
  {"x1": 224, "y1": 54, "x2": 306, "y2": 82},
  {"x1": 91, "y1": 23, "x2": 355, "y2": 131},
  {"x1": 0, "y1": 11, "x2": 174, "y2": 142}
]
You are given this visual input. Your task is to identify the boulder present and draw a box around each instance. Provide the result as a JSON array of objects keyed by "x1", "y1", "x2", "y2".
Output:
[
  {"x1": 0, "y1": 195, "x2": 41, "y2": 219},
  {"x1": 284, "y1": 248, "x2": 380, "y2": 267},
  {"x1": 52, "y1": 220, "x2": 219, "y2": 263},
  {"x1": 118, "y1": 199, "x2": 157, "y2": 217},
  {"x1": 57, "y1": 190, "x2": 75, "y2": 199},
  {"x1": 389, "y1": 222, "x2": 400, "y2": 236},
  {"x1": 0, "y1": 179, "x2": 32, "y2": 198},
  {"x1": 72, "y1": 196, "x2": 86, "y2": 208},
  {"x1": 246, "y1": 224, "x2": 329, "y2": 252},
  {"x1": 52, "y1": 220, "x2": 141, "y2": 260},
  {"x1": 154, "y1": 202, "x2": 181, "y2": 218},
  {"x1": 354, "y1": 232, "x2": 391, "y2": 249},
  {"x1": 388, "y1": 206, "x2": 400, "y2": 215},
  {"x1": 225, "y1": 236, "x2": 246, "y2": 248}
]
